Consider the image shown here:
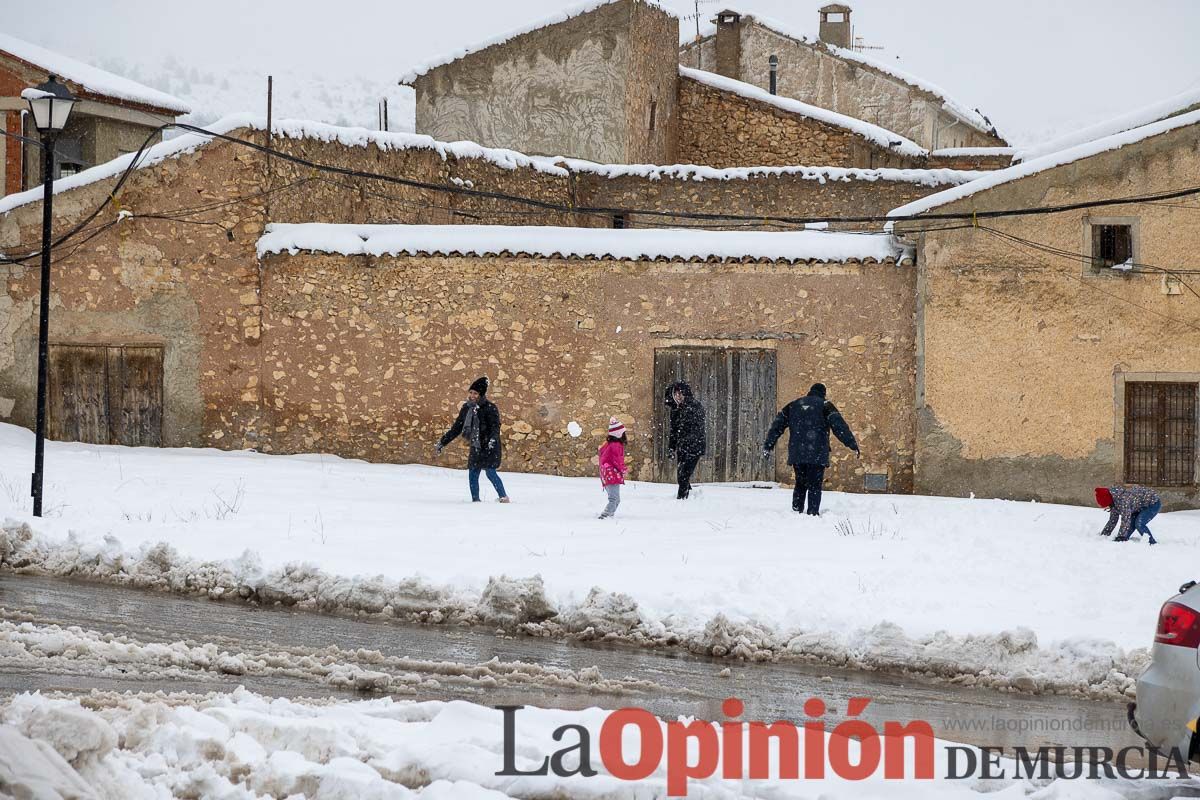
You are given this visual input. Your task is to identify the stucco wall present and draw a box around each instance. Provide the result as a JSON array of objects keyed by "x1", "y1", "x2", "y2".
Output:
[
  {"x1": 904, "y1": 123, "x2": 1200, "y2": 507},
  {"x1": 676, "y1": 74, "x2": 920, "y2": 169},
  {"x1": 682, "y1": 21, "x2": 1005, "y2": 151},
  {"x1": 413, "y1": 0, "x2": 677, "y2": 164},
  {"x1": 257, "y1": 251, "x2": 916, "y2": 491}
]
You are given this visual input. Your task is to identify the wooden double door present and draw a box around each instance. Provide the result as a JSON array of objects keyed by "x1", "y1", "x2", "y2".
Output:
[
  {"x1": 652, "y1": 347, "x2": 778, "y2": 483},
  {"x1": 48, "y1": 344, "x2": 164, "y2": 447}
]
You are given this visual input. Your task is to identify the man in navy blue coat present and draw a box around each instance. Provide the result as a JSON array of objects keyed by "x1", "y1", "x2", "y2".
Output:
[{"x1": 762, "y1": 383, "x2": 859, "y2": 516}]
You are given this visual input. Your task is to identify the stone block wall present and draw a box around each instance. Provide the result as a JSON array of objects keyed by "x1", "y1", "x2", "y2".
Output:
[
  {"x1": 575, "y1": 166, "x2": 967, "y2": 230},
  {"x1": 676, "y1": 75, "x2": 921, "y2": 170},
  {"x1": 256, "y1": 251, "x2": 917, "y2": 492}
]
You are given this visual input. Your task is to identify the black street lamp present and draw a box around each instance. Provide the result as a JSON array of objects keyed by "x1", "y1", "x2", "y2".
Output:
[{"x1": 23, "y1": 75, "x2": 76, "y2": 517}]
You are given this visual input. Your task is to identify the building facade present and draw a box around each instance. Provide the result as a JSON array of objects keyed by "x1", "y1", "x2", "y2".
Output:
[
  {"x1": 404, "y1": 0, "x2": 679, "y2": 165},
  {"x1": 0, "y1": 33, "x2": 189, "y2": 196},
  {"x1": 679, "y1": 7, "x2": 1006, "y2": 151},
  {"x1": 894, "y1": 113, "x2": 1200, "y2": 508}
]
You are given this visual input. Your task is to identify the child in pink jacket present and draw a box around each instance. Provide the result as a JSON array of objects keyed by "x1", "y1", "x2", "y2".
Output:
[{"x1": 598, "y1": 417, "x2": 627, "y2": 519}]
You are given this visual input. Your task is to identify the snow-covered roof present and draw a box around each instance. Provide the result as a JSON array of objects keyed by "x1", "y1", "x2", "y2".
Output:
[
  {"x1": 1013, "y1": 86, "x2": 1200, "y2": 164},
  {"x1": 930, "y1": 147, "x2": 1015, "y2": 158},
  {"x1": 257, "y1": 223, "x2": 911, "y2": 264},
  {"x1": 399, "y1": 0, "x2": 676, "y2": 85},
  {"x1": 888, "y1": 108, "x2": 1200, "y2": 221},
  {"x1": 682, "y1": 10, "x2": 1001, "y2": 139},
  {"x1": 0, "y1": 32, "x2": 190, "y2": 115},
  {"x1": 0, "y1": 114, "x2": 572, "y2": 218},
  {"x1": 680, "y1": 66, "x2": 926, "y2": 158},
  {"x1": 557, "y1": 157, "x2": 984, "y2": 185}
]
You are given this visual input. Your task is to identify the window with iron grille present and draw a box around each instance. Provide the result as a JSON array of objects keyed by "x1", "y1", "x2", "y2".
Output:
[
  {"x1": 1092, "y1": 224, "x2": 1132, "y2": 269},
  {"x1": 1124, "y1": 382, "x2": 1197, "y2": 486}
]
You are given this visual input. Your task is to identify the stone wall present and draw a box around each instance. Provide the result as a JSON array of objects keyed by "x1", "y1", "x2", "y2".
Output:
[
  {"x1": 0, "y1": 122, "x2": 923, "y2": 492},
  {"x1": 411, "y1": 0, "x2": 677, "y2": 164},
  {"x1": 676, "y1": 74, "x2": 920, "y2": 170},
  {"x1": 574, "y1": 165, "x2": 970, "y2": 231},
  {"x1": 902, "y1": 122, "x2": 1200, "y2": 508},
  {"x1": 623, "y1": 0, "x2": 679, "y2": 165},
  {"x1": 257, "y1": 251, "x2": 917, "y2": 492},
  {"x1": 0, "y1": 127, "x2": 590, "y2": 447}
]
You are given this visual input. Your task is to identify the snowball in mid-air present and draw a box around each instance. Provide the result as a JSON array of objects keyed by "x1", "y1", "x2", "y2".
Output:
[{"x1": 567, "y1": 421, "x2": 583, "y2": 438}]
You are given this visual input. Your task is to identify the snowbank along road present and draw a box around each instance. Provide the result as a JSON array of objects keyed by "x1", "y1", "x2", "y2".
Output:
[{"x1": 0, "y1": 422, "x2": 1187, "y2": 700}]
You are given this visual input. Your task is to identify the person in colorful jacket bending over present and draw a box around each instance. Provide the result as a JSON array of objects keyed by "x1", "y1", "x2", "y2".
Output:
[
  {"x1": 597, "y1": 417, "x2": 627, "y2": 519},
  {"x1": 1096, "y1": 485, "x2": 1160, "y2": 545}
]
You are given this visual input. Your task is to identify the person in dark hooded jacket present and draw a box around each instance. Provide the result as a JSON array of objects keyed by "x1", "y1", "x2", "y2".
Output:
[
  {"x1": 436, "y1": 376, "x2": 511, "y2": 503},
  {"x1": 763, "y1": 383, "x2": 858, "y2": 516},
  {"x1": 665, "y1": 381, "x2": 706, "y2": 499}
]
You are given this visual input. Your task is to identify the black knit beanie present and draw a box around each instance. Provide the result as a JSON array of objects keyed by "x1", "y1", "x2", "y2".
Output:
[{"x1": 469, "y1": 376, "x2": 489, "y2": 395}]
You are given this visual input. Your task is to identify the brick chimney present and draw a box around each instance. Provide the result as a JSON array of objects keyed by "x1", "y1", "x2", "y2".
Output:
[
  {"x1": 714, "y1": 10, "x2": 743, "y2": 80},
  {"x1": 818, "y1": 4, "x2": 852, "y2": 50}
]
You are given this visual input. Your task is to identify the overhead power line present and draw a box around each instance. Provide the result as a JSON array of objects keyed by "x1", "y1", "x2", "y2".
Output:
[{"x1": 2, "y1": 120, "x2": 1200, "y2": 264}]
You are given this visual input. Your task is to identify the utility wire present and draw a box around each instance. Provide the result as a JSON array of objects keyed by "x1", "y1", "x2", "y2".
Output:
[{"x1": 5, "y1": 119, "x2": 1200, "y2": 264}]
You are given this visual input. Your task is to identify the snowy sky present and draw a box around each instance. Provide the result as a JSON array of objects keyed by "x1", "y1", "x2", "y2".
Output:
[{"x1": 7, "y1": 0, "x2": 1200, "y2": 146}]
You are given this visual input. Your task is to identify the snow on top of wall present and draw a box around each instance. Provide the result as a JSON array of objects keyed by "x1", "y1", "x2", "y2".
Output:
[
  {"x1": 258, "y1": 222, "x2": 910, "y2": 264},
  {"x1": 888, "y1": 108, "x2": 1200, "y2": 221},
  {"x1": 556, "y1": 157, "x2": 984, "y2": 185},
  {"x1": 399, "y1": 0, "x2": 677, "y2": 85},
  {"x1": 681, "y1": 10, "x2": 1000, "y2": 139},
  {"x1": 680, "y1": 66, "x2": 927, "y2": 158},
  {"x1": 1013, "y1": 86, "x2": 1200, "y2": 163},
  {"x1": 0, "y1": 32, "x2": 190, "y2": 114},
  {"x1": 0, "y1": 114, "x2": 571, "y2": 217},
  {"x1": 930, "y1": 147, "x2": 1016, "y2": 158}
]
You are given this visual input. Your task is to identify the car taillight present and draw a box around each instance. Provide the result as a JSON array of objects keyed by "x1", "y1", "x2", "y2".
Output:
[{"x1": 1155, "y1": 602, "x2": 1200, "y2": 648}]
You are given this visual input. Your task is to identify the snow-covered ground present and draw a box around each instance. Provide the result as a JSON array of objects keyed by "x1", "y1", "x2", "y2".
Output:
[
  {"x1": 1, "y1": 422, "x2": 1192, "y2": 698},
  {"x1": 2, "y1": 688, "x2": 1190, "y2": 799}
]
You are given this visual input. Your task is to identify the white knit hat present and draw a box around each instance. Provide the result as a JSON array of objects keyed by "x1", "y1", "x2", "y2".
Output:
[{"x1": 608, "y1": 417, "x2": 627, "y2": 437}]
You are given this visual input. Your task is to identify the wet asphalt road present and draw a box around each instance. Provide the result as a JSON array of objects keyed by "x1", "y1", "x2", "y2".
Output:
[{"x1": 0, "y1": 571, "x2": 1140, "y2": 753}]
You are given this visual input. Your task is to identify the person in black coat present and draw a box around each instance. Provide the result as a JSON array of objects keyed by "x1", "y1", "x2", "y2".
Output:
[
  {"x1": 665, "y1": 381, "x2": 706, "y2": 499},
  {"x1": 435, "y1": 376, "x2": 511, "y2": 503},
  {"x1": 762, "y1": 383, "x2": 858, "y2": 516}
]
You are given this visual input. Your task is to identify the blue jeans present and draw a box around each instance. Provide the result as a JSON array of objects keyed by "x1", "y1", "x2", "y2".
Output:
[
  {"x1": 1133, "y1": 500, "x2": 1161, "y2": 541},
  {"x1": 469, "y1": 467, "x2": 507, "y2": 501}
]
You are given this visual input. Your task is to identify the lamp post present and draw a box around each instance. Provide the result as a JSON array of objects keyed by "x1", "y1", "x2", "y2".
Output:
[{"x1": 22, "y1": 75, "x2": 76, "y2": 517}]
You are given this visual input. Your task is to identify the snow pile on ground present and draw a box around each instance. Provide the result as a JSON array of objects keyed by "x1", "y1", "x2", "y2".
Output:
[
  {"x1": 680, "y1": 66, "x2": 927, "y2": 158},
  {"x1": 2, "y1": 688, "x2": 1187, "y2": 799},
  {"x1": 0, "y1": 617, "x2": 663, "y2": 700},
  {"x1": 0, "y1": 422, "x2": 1191, "y2": 700},
  {"x1": 256, "y1": 223, "x2": 911, "y2": 264}
]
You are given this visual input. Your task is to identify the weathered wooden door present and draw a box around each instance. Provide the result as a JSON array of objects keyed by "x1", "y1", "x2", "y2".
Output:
[
  {"x1": 653, "y1": 347, "x2": 777, "y2": 483},
  {"x1": 48, "y1": 344, "x2": 163, "y2": 446}
]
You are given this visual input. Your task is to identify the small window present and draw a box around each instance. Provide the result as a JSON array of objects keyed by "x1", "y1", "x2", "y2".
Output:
[
  {"x1": 1092, "y1": 223, "x2": 1133, "y2": 269},
  {"x1": 612, "y1": 213, "x2": 628, "y2": 229},
  {"x1": 1124, "y1": 381, "x2": 1197, "y2": 486},
  {"x1": 826, "y1": 12, "x2": 845, "y2": 22},
  {"x1": 648, "y1": 100, "x2": 657, "y2": 132}
]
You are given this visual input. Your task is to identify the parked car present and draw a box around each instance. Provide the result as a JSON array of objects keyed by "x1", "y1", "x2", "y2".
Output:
[{"x1": 1130, "y1": 580, "x2": 1200, "y2": 760}]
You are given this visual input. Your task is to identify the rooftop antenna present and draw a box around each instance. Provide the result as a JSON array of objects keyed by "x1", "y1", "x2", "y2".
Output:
[
  {"x1": 852, "y1": 27, "x2": 885, "y2": 53},
  {"x1": 681, "y1": 0, "x2": 719, "y2": 68}
]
